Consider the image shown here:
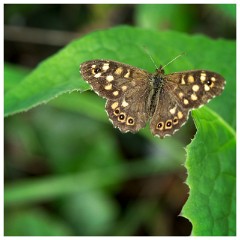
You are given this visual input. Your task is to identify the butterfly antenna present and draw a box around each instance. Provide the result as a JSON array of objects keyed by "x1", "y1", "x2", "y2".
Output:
[
  {"x1": 141, "y1": 46, "x2": 158, "y2": 70},
  {"x1": 161, "y1": 52, "x2": 186, "y2": 70}
]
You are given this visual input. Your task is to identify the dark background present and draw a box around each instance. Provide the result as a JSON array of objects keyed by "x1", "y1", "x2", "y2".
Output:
[{"x1": 4, "y1": 4, "x2": 236, "y2": 236}]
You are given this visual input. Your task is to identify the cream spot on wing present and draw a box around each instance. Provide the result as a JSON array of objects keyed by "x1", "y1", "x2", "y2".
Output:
[
  {"x1": 156, "y1": 122, "x2": 164, "y2": 130},
  {"x1": 94, "y1": 73, "x2": 101, "y2": 78},
  {"x1": 115, "y1": 67, "x2": 123, "y2": 75},
  {"x1": 173, "y1": 116, "x2": 178, "y2": 125},
  {"x1": 121, "y1": 99, "x2": 129, "y2": 107},
  {"x1": 111, "y1": 102, "x2": 118, "y2": 109},
  {"x1": 184, "y1": 99, "x2": 189, "y2": 105},
  {"x1": 106, "y1": 75, "x2": 114, "y2": 82},
  {"x1": 113, "y1": 91, "x2": 119, "y2": 96},
  {"x1": 169, "y1": 105, "x2": 177, "y2": 115},
  {"x1": 178, "y1": 111, "x2": 183, "y2": 119},
  {"x1": 104, "y1": 84, "x2": 112, "y2": 90},
  {"x1": 181, "y1": 76, "x2": 186, "y2": 85},
  {"x1": 188, "y1": 75, "x2": 194, "y2": 83},
  {"x1": 204, "y1": 84, "x2": 210, "y2": 91},
  {"x1": 102, "y1": 63, "x2": 109, "y2": 71},
  {"x1": 165, "y1": 120, "x2": 173, "y2": 129},
  {"x1": 192, "y1": 85, "x2": 199, "y2": 92},
  {"x1": 121, "y1": 85, "x2": 127, "y2": 91},
  {"x1": 113, "y1": 107, "x2": 120, "y2": 116},
  {"x1": 191, "y1": 93, "x2": 198, "y2": 101},
  {"x1": 118, "y1": 113, "x2": 126, "y2": 122},
  {"x1": 92, "y1": 64, "x2": 96, "y2": 68},
  {"x1": 211, "y1": 77, "x2": 216, "y2": 82},
  {"x1": 127, "y1": 117, "x2": 134, "y2": 125},
  {"x1": 124, "y1": 69, "x2": 130, "y2": 78},
  {"x1": 200, "y1": 73, "x2": 206, "y2": 82},
  {"x1": 210, "y1": 82, "x2": 215, "y2": 88},
  {"x1": 179, "y1": 92, "x2": 184, "y2": 98}
]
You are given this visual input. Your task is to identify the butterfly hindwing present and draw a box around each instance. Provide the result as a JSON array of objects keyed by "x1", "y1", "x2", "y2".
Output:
[{"x1": 150, "y1": 87, "x2": 189, "y2": 138}]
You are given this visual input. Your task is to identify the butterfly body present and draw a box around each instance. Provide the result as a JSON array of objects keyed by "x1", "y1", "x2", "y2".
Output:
[
  {"x1": 80, "y1": 59, "x2": 225, "y2": 138},
  {"x1": 148, "y1": 68, "x2": 166, "y2": 116}
]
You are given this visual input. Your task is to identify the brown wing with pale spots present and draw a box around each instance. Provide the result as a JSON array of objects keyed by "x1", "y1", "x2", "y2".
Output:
[
  {"x1": 165, "y1": 70, "x2": 226, "y2": 110},
  {"x1": 80, "y1": 60, "x2": 149, "y2": 100},
  {"x1": 80, "y1": 59, "x2": 152, "y2": 133},
  {"x1": 80, "y1": 60, "x2": 226, "y2": 137},
  {"x1": 80, "y1": 60, "x2": 121, "y2": 100},
  {"x1": 150, "y1": 69, "x2": 225, "y2": 138},
  {"x1": 150, "y1": 88, "x2": 189, "y2": 138},
  {"x1": 105, "y1": 85, "x2": 150, "y2": 133}
]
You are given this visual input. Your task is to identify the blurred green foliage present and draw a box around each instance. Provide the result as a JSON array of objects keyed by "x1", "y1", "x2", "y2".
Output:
[
  {"x1": 4, "y1": 4, "x2": 235, "y2": 236},
  {"x1": 135, "y1": 4, "x2": 236, "y2": 38},
  {"x1": 135, "y1": 5, "x2": 197, "y2": 31}
]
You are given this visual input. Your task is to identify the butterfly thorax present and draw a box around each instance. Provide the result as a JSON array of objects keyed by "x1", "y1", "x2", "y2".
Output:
[{"x1": 148, "y1": 69, "x2": 165, "y2": 116}]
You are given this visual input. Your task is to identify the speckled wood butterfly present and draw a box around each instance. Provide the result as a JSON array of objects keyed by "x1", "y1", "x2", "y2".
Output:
[{"x1": 80, "y1": 59, "x2": 225, "y2": 138}]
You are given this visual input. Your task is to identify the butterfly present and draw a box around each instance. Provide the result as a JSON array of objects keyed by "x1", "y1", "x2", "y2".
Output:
[{"x1": 80, "y1": 59, "x2": 225, "y2": 138}]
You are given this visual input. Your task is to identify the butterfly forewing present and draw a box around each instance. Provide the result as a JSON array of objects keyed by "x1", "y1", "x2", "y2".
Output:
[
  {"x1": 80, "y1": 60, "x2": 126, "y2": 100},
  {"x1": 165, "y1": 70, "x2": 226, "y2": 110}
]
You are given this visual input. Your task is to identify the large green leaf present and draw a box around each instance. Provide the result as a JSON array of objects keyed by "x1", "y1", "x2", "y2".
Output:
[
  {"x1": 4, "y1": 63, "x2": 30, "y2": 93},
  {"x1": 182, "y1": 107, "x2": 236, "y2": 236},
  {"x1": 4, "y1": 26, "x2": 235, "y2": 130}
]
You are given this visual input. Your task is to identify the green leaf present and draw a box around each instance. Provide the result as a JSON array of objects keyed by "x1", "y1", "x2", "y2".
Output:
[
  {"x1": 4, "y1": 63, "x2": 29, "y2": 93},
  {"x1": 4, "y1": 26, "x2": 235, "y2": 130},
  {"x1": 182, "y1": 107, "x2": 236, "y2": 236}
]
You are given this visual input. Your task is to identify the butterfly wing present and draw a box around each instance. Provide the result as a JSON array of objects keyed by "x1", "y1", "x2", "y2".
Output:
[
  {"x1": 150, "y1": 87, "x2": 190, "y2": 138},
  {"x1": 150, "y1": 70, "x2": 225, "y2": 138},
  {"x1": 165, "y1": 70, "x2": 225, "y2": 109},
  {"x1": 80, "y1": 60, "x2": 152, "y2": 133}
]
